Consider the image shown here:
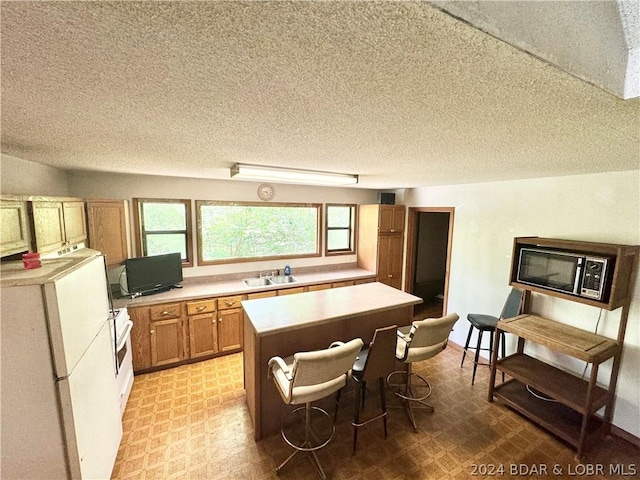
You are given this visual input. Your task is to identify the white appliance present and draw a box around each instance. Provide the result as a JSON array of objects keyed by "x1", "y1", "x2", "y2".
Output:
[
  {"x1": 0, "y1": 251, "x2": 123, "y2": 479},
  {"x1": 111, "y1": 307, "x2": 134, "y2": 415}
]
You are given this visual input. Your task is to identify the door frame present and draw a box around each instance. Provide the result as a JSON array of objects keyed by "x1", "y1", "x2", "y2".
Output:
[{"x1": 404, "y1": 207, "x2": 455, "y2": 315}]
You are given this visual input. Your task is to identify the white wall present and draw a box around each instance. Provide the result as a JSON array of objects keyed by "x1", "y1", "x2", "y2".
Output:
[
  {"x1": 402, "y1": 170, "x2": 640, "y2": 438},
  {"x1": 1, "y1": 155, "x2": 71, "y2": 196},
  {"x1": 67, "y1": 170, "x2": 379, "y2": 277}
]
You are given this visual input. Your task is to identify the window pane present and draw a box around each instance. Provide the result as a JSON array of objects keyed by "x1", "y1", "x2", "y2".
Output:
[
  {"x1": 327, "y1": 206, "x2": 351, "y2": 228},
  {"x1": 142, "y1": 203, "x2": 186, "y2": 231},
  {"x1": 327, "y1": 230, "x2": 350, "y2": 250},
  {"x1": 199, "y1": 204, "x2": 319, "y2": 262},
  {"x1": 146, "y1": 234, "x2": 187, "y2": 259}
]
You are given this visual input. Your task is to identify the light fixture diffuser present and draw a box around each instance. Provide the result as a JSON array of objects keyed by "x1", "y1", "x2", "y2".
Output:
[{"x1": 230, "y1": 163, "x2": 358, "y2": 186}]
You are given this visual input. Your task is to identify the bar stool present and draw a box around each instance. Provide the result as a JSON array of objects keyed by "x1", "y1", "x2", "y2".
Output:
[
  {"x1": 268, "y1": 338, "x2": 363, "y2": 479},
  {"x1": 387, "y1": 313, "x2": 459, "y2": 431},
  {"x1": 460, "y1": 287, "x2": 524, "y2": 384},
  {"x1": 349, "y1": 325, "x2": 398, "y2": 454}
]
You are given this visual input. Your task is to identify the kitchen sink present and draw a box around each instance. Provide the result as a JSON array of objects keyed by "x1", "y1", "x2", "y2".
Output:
[
  {"x1": 243, "y1": 277, "x2": 273, "y2": 288},
  {"x1": 268, "y1": 275, "x2": 298, "y2": 284}
]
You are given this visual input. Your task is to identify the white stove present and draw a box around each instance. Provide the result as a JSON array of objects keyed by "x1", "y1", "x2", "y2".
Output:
[{"x1": 109, "y1": 308, "x2": 134, "y2": 416}]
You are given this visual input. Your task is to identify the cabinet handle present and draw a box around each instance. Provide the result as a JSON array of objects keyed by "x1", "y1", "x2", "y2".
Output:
[
  {"x1": 197, "y1": 306, "x2": 206, "y2": 311},
  {"x1": 162, "y1": 310, "x2": 170, "y2": 315},
  {"x1": 150, "y1": 329, "x2": 155, "y2": 334},
  {"x1": 390, "y1": 229, "x2": 395, "y2": 232},
  {"x1": 212, "y1": 319, "x2": 216, "y2": 324},
  {"x1": 387, "y1": 274, "x2": 393, "y2": 278},
  {"x1": 225, "y1": 301, "x2": 234, "y2": 307},
  {"x1": 219, "y1": 317, "x2": 223, "y2": 322}
]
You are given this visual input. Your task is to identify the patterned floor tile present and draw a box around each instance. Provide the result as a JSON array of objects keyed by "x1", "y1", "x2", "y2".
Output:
[{"x1": 113, "y1": 346, "x2": 639, "y2": 479}]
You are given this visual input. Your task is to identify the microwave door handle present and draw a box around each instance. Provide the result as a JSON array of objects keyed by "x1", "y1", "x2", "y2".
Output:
[{"x1": 574, "y1": 257, "x2": 584, "y2": 294}]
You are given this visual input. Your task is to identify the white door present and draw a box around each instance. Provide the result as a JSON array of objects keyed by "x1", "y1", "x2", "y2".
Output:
[
  {"x1": 45, "y1": 255, "x2": 111, "y2": 377},
  {"x1": 58, "y1": 321, "x2": 123, "y2": 479}
]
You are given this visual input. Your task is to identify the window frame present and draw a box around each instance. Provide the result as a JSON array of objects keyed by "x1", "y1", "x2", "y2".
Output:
[
  {"x1": 196, "y1": 200, "x2": 323, "y2": 266},
  {"x1": 133, "y1": 198, "x2": 193, "y2": 267},
  {"x1": 325, "y1": 203, "x2": 357, "y2": 256}
]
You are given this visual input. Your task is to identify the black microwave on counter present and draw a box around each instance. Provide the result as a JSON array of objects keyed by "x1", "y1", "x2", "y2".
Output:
[{"x1": 515, "y1": 247, "x2": 612, "y2": 301}]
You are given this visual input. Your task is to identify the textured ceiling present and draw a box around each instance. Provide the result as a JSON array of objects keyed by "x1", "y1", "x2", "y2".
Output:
[{"x1": 1, "y1": 1, "x2": 638, "y2": 189}]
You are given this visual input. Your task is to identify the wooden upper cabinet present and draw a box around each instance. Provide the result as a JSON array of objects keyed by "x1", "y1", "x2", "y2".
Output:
[
  {"x1": 0, "y1": 197, "x2": 31, "y2": 257},
  {"x1": 378, "y1": 205, "x2": 405, "y2": 233},
  {"x1": 62, "y1": 201, "x2": 87, "y2": 245},
  {"x1": 86, "y1": 199, "x2": 131, "y2": 265},
  {"x1": 31, "y1": 201, "x2": 67, "y2": 252},
  {"x1": 29, "y1": 197, "x2": 87, "y2": 254}
]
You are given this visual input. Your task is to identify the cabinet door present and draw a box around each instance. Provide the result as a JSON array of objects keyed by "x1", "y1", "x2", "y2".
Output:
[
  {"x1": 378, "y1": 205, "x2": 405, "y2": 234},
  {"x1": 150, "y1": 318, "x2": 184, "y2": 366},
  {"x1": 31, "y1": 201, "x2": 66, "y2": 252},
  {"x1": 377, "y1": 234, "x2": 403, "y2": 289},
  {"x1": 218, "y1": 308, "x2": 243, "y2": 352},
  {"x1": 188, "y1": 313, "x2": 218, "y2": 358},
  {"x1": 62, "y1": 201, "x2": 87, "y2": 245},
  {"x1": 86, "y1": 200, "x2": 129, "y2": 265},
  {"x1": 1, "y1": 199, "x2": 30, "y2": 256},
  {"x1": 128, "y1": 306, "x2": 152, "y2": 372}
]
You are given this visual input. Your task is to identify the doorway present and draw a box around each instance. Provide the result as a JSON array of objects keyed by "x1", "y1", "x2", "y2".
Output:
[{"x1": 405, "y1": 208, "x2": 454, "y2": 320}]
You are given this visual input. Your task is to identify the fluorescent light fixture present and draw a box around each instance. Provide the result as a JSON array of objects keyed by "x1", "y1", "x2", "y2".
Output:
[{"x1": 230, "y1": 163, "x2": 358, "y2": 186}]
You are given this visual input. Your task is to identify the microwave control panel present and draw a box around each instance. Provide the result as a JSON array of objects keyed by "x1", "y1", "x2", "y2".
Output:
[{"x1": 580, "y1": 258, "x2": 607, "y2": 300}]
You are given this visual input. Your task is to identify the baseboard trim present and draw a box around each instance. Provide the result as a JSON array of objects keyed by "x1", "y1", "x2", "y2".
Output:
[{"x1": 610, "y1": 424, "x2": 640, "y2": 448}]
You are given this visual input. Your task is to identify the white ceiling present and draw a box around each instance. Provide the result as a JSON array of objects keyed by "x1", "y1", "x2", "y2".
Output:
[{"x1": 1, "y1": 1, "x2": 638, "y2": 189}]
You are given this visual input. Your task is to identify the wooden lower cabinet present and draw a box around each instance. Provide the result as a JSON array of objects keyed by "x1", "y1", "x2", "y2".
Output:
[
  {"x1": 129, "y1": 278, "x2": 375, "y2": 372},
  {"x1": 150, "y1": 317, "x2": 185, "y2": 366},
  {"x1": 217, "y1": 295, "x2": 243, "y2": 352},
  {"x1": 130, "y1": 296, "x2": 243, "y2": 373},
  {"x1": 188, "y1": 313, "x2": 218, "y2": 358}
]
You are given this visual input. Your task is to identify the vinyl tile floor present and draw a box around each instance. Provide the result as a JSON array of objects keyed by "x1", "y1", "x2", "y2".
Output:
[{"x1": 112, "y1": 347, "x2": 639, "y2": 479}]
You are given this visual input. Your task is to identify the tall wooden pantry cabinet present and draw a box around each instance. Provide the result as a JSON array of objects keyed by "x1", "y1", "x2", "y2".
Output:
[{"x1": 357, "y1": 204, "x2": 405, "y2": 290}]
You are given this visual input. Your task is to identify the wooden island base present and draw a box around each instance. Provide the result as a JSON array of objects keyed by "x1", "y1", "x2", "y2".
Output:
[{"x1": 242, "y1": 282, "x2": 422, "y2": 441}]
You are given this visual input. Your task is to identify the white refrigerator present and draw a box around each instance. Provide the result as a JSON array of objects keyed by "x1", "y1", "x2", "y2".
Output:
[{"x1": 1, "y1": 251, "x2": 123, "y2": 479}]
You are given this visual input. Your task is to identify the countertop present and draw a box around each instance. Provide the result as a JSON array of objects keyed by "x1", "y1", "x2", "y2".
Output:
[
  {"x1": 242, "y1": 282, "x2": 422, "y2": 337},
  {"x1": 113, "y1": 267, "x2": 376, "y2": 308}
]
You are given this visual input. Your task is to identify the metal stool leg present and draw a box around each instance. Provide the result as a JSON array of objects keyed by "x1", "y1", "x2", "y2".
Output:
[
  {"x1": 461, "y1": 324, "x2": 473, "y2": 368},
  {"x1": 472, "y1": 329, "x2": 483, "y2": 385},
  {"x1": 277, "y1": 402, "x2": 334, "y2": 479}
]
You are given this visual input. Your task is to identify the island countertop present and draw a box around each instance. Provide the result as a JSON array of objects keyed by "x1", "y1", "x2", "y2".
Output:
[{"x1": 242, "y1": 282, "x2": 422, "y2": 337}]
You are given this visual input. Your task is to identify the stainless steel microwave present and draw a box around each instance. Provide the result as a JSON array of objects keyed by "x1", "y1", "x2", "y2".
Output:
[{"x1": 516, "y1": 248, "x2": 609, "y2": 300}]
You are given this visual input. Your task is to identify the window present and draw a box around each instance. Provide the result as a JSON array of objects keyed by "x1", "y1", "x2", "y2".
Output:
[
  {"x1": 196, "y1": 201, "x2": 321, "y2": 264},
  {"x1": 133, "y1": 199, "x2": 193, "y2": 266},
  {"x1": 326, "y1": 204, "x2": 356, "y2": 255}
]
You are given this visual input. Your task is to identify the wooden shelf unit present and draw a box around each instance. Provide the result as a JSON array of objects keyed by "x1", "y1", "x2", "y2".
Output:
[{"x1": 489, "y1": 237, "x2": 638, "y2": 459}]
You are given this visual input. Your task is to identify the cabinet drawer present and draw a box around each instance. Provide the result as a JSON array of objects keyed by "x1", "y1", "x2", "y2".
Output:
[
  {"x1": 150, "y1": 302, "x2": 182, "y2": 320},
  {"x1": 187, "y1": 299, "x2": 217, "y2": 315},
  {"x1": 218, "y1": 295, "x2": 242, "y2": 310}
]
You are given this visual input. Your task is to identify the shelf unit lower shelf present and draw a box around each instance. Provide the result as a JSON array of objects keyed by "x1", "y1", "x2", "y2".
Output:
[
  {"x1": 496, "y1": 353, "x2": 611, "y2": 414},
  {"x1": 493, "y1": 380, "x2": 606, "y2": 451}
]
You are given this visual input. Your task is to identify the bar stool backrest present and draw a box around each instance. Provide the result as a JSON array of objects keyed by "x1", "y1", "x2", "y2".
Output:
[{"x1": 398, "y1": 313, "x2": 460, "y2": 363}]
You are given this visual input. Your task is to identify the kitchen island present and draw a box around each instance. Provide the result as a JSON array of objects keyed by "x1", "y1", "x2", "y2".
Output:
[{"x1": 242, "y1": 282, "x2": 422, "y2": 440}]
